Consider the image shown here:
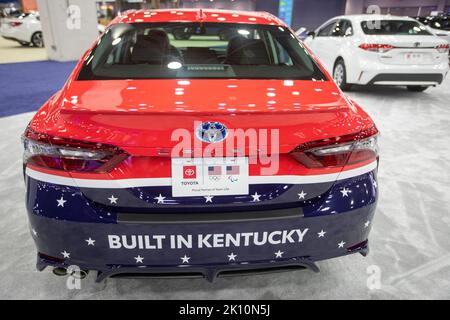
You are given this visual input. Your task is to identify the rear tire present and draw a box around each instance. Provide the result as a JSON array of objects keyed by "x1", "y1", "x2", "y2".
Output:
[
  {"x1": 333, "y1": 59, "x2": 352, "y2": 91},
  {"x1": 31, "y1": 31, "x2": 44, "y2": 48},
  {"x1": 407, "y1": 86, "x2": 429, "y2": 92}
]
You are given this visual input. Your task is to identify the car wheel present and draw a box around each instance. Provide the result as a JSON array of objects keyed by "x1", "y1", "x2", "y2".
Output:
[
  {"x1": 333, "y1": 59, "x2": 352, "y2": 91},
  {"x1": 31, "y1": 31, "x2": 44, "y2": 48},
  {"x1": 407, "y1": 86, "x2": 429, "y2": 92}
]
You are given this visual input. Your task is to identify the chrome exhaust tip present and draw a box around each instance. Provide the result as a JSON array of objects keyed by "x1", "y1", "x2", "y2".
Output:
[{"x1": 52, "y1": 267, "x2": 68, "y2": 276}]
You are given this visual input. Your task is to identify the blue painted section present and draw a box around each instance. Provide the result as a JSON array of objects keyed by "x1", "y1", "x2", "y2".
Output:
[
  {"x1": 0, "y1": 61, "x2": 76, "y2": 117},
  {"x1": 26, "y1": 171, "x2": 377, "y2": 223},
  {"x1": 24, "y1": 136, "x2": 378, "y2": 279},
  {"x1": 278, "y1": 0, "x2": 294, "y2": 27},
  {"x1": 28, "y1": 201, "x2": 375, "y2": 275}
]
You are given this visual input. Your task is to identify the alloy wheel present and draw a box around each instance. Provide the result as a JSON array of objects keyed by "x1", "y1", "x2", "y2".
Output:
[
  {"x1": 334, "y1": 64, "x2": 344, "y2": 87},
  {"x1": 32, "y1": 32, "x2": 44, "y2": 48}
]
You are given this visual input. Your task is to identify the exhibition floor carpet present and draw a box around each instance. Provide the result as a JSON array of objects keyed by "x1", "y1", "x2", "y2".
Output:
[
  {"x1": 0, "y1": 60, "x2": 76, "y2": 117},
  {"x1": 0, "y1": 73, "x2": 449, "y2": 298},
  {"x1": 0, "y1": 37, "x2": 47, "y2": 64}
]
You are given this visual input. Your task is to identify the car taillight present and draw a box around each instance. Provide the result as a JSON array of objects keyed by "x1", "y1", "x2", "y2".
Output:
[
  {"x1": 359, "y1": 43, "x2": 394, "y2": 53},
  {"x1": 436, "y1": 44, "x2": 450, "y2": 53},
  {"x1": 9, "y1": 21, "x2": 23, "y2": 27},
  {"x1": 22, "y1": 127, "x2": 128, "y2": 173},
  {"x1": 290, "y1": 126, "x2": 379, "y2": 168}
]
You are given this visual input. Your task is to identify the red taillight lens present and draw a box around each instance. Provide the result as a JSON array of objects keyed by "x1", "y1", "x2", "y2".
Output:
[
  {"x1": 290, "y1": 126, "x2": 379, "y2": 168},
  {"x1": 9, "y1": 21, "x2": 23, "y2": 27},
  {"x1": 22, "y1": 128, "x2": 128, "y2": 173},
  {"x1": 436, "y1": 44, "x2": 450, "y2": 53},
  {"x1": 359, "y1": 43, "x2": 394, "y2": 53}
]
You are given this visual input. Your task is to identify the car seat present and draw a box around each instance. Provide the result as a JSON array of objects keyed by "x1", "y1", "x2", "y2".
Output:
[{"x1": 225, "y1": 36, "x2": 270, "y2": 65}]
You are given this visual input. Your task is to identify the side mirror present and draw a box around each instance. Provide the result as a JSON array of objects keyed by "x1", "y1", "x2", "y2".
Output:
[{"x1": 307, "y1": 31, "x2": 316, "y2": 38}]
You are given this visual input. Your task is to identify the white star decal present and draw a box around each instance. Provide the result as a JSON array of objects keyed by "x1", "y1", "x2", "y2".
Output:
[
  {"x1": 298, "y1": 190, "x2": 307, "y2": 200},
  {"x1": 318, "y1": 230, "x2": 326, "y2": 238},
  {"x1": 31, "y1": 229, "x2": 38, "y2": 237},
  {"x1": 274, "y1": 250, "x2": 284, "y2": 258},
  {"x1": 204, "y1": 195, "x2": 214, "y2": 203},
  {"x1": 180, "y1": 254, "x2": 190, "y2": 264},
  {"x1": 154, "y1": 194, "x2": 166, "y2": 204},
  {"x1": 227, "y1": 252, "x2": 237, "y2": 261},
  {"x1": 251, "y1": 192, "x2": 261, "y2": 202},
  {"x1": 364, "y1": 221, "x2": 370, "y2": 228},
  {"x1": 134, "y1": 255, "x2": 144, "y2": 263},
  {"x1": 108, "y1": 195, "x2": 118, "y2": 204},
  {"x1": 85, "y1": 238, "x2": 96, "y2": 246},
  {"x1": 56, "y1": 196, "x2": 67, "y2": 207},
  {"x1": 61, "y1": 250, "x2": 70, "y2": 258},
  {"x1": 338, "y1": 241, "x2": 346, "y2": 248},
  {"x1": 373, "y1": 180, "x2": 377, "y2": 188},
  {"x1": 340, "y1": 187, "x2": 351, "y2": 197}
]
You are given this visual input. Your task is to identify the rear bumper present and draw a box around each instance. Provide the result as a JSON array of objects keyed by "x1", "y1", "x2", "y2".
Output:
[
  {"x1": 26, "y1": 167, "x2": 378, "y2": 282},
  {"x1": 0, "y1": 27, "x2": 27, "y2": 42},
  {"x1": 367, "y1": 73, "x2": 444, "y2": 86},
  {"x1": 1, "y1": 35, "x2": 23, "y2": 43},
  {"x1": 350, "y1": 56, "x2": 449, "y2": 85},
  {"x1": 31, "y1": 204, "x2": 374, "y2": 282}
]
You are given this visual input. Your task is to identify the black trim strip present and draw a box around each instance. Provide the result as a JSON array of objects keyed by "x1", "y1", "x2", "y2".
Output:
[
  {"x1": 118, "y1": 207, "x2": 304, "y2": 224},
  {"x1": 368, "y1": 73, "x2": 443, "y2": 84},
  {"x1": 97, "y1": 259, "x2": 319, "y2": 282}
]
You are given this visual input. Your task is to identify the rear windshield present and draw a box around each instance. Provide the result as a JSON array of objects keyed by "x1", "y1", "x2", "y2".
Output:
[
  {"x1": 361, "y1": 20, "x2": 432, "y2": 35},
  {"x1": 77, "y1": 22, "x2": 326, "y2": 80}
]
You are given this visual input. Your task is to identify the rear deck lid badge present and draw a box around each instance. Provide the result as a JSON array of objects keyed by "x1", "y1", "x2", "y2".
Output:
[{"x1": 196, "y1": 122, "x2": 228, "y2": 143}]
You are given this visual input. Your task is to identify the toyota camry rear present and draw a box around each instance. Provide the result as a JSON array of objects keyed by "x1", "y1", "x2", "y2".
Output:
[{"x1": 23, "y1": 9, "x2": 379, "y2": 282}]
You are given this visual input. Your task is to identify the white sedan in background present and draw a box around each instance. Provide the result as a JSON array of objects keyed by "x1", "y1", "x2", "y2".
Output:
[
  {"x1": 0, "y1": 12, "x2": 42, "y2": 47},
  {"x1": 0, "y1": 12, "x2": 106, "y2": 48},
  {"x1": 304, "y1": 14, "x2": 449, "y2": 92}
]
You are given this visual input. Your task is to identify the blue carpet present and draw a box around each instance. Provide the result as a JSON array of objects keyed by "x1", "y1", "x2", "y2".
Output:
[{"x1": 0, "y1": 60, "x2": 76, "y2": 117}]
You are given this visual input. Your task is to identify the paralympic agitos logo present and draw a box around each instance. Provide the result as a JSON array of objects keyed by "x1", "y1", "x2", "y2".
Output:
[{"x1": 108, "y1": 229, "x2": 308, "y2": 250}]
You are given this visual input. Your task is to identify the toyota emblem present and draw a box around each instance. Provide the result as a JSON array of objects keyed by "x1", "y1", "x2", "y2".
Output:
[{"x1": 195, "y1": 122, "x2": 228, "y2": 143}]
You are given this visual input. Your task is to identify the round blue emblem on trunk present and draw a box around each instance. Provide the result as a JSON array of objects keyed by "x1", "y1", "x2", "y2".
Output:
[{"x1": 195, "y1": 122, "x2": 228, "y2": 143}]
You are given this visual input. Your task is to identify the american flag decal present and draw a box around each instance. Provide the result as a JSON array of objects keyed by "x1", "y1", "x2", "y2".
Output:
[
  {"x1": 226, "y1": 165, "x2": 239, "y2": 175},
  {"x1": 208, "y1": 166, "x2": 222, "y2": 176}
]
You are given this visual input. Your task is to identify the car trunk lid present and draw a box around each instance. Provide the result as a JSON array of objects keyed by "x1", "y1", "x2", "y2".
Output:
[
  {"x1": 368, "y1": 35, "x2": 445, "y2": 65},
  {"x1": 55, "y1": 79, "x2": 367, "y2": 154}
]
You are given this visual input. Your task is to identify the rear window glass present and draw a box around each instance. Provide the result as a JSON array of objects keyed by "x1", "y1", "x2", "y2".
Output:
[
  {"x1": 361, "y1": 20, "x2": 432, "y2": 35},
  {"x1": 77, "y1": 22, "x2": 326, "y2": 80}
]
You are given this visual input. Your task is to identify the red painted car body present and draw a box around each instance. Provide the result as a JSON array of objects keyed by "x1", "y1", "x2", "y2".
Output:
[{"x1": 23, "y1": 9, "x2": 379, "y2": 281}]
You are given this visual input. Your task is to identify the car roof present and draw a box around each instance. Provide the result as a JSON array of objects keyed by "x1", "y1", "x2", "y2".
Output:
[
  {"x1": 333, "y1": 14, "x2": 417, "y2": 22},
  {"x1": 110, "y1": 9, "x2": 284, "y2": 26}
]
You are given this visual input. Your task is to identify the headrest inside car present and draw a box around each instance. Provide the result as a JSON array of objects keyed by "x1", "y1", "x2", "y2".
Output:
[
  {"x1": 226, "y1": 37, "x2": 270, "y2": 65},
  {"x1": 130, "y1": 30, "x2": 170, "y2": 64}
]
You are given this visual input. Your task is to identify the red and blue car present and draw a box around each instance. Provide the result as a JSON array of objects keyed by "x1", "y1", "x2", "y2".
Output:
[{"x1": 22, "y1": 9, "x2": 379, "y2": 282}]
